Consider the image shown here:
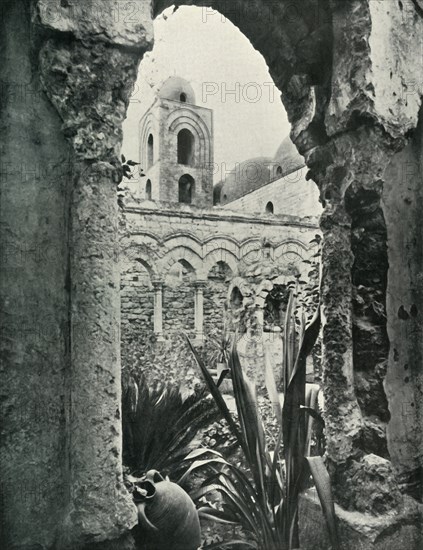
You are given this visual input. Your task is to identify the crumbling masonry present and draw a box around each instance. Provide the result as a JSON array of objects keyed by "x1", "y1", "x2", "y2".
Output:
[{"x1": 1, "y1": 1, "x2": 423, "y2": 549}]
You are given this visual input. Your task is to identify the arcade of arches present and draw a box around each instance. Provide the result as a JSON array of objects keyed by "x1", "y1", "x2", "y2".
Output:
[{"x1": 2, "y1": 1, "x2": 423, "y2": 549}]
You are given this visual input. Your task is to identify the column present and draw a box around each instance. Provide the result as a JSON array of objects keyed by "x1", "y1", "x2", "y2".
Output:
[
  {"x1": 194, "y1": 281, "x2": 207, "y2": 342},
  {"x1": 152, "y1": 280, "x2": 164, "y2": 341}
]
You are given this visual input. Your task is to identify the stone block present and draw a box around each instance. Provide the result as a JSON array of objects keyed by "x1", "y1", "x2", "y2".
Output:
[{"x1": 299, "y1": 488, "x2": 423, "y2": 550}]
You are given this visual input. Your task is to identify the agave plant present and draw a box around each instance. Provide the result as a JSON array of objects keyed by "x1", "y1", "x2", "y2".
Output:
[
  {"x1": 184, "y1": 289, "x2": 338, "y2": 550},
  {"x1": 208, "y1": 332, "x2": 232, "y2": 367},
  {"x1": 122, "y1": 371, "x2": 220, "y2": 482},
  {"x1": 207, "y1": 330, "x2": 233, "y2": 387}
]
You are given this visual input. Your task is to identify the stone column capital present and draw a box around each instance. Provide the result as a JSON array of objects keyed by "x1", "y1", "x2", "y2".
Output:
[
  {"x1": 152, "y1": 280, "x2": 164, "y2": 290},
  {"x1": 194, "y1": 280, "x2": 207, "y2": 290}
]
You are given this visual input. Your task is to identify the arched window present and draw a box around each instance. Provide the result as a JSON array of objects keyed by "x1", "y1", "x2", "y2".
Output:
[
  {"x1": 178, "y1": 174, "x2": 195, "y2": 204},
  {"x1": 147, "y1": 134, "x2": 154, "y2": 168},
  {"x1": 145, "y1": 179, "x2": 152, "y2": 200},
  {"x1": 177, "y1": 129, "x2": 194, "y2": 165},
  {"x1": 265, "y1": 201, "x2": 274, "y2": 214},
  {"x1": 180, "y1": 93, "x2": 187, "y2": 102},
  {"x1": 276, "y1": 165, "x2": 283, "y2": 176}
]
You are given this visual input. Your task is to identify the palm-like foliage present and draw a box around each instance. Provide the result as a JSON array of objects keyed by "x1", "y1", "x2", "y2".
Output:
[
  {"x1": 185, "y1": 290, "x2": 339, "y2": 550},
  {"x1": 122, "y1": 372, "x2": 220, "y2": 481},
  {"x1": 208, "y1": 332, "x2": 232, "y2": 366}
]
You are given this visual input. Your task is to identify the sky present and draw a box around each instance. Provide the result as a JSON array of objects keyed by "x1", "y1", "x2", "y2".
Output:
[{"x1": 122, "y1": 6, "x2": 290, "y2": 182}]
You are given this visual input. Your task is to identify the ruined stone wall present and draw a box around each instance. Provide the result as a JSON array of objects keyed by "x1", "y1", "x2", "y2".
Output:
[
  {"x1": 0, "y1": 4, "x2": 72, "y2": 546},
  {"x1": 3, "y1": 0, "x2": 423, "y2": 548},
  {"x1": 203, "y1": 271, "x2": 229, "y2": 337},
  {"x1": 120, "y1": 199, "x2": 318, "y2": 387},
  {"x1": 121, "y1": 265, "x2": 155, "y2": 342},
  {"x1": 383, "y1": 111, "x2": 423, "y2": 500},
  {"x1": 1, "y1": 1, "x2": 153, "y2": 548}
]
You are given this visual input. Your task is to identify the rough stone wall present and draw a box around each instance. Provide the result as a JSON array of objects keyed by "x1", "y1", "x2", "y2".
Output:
[
  {"x1": 157, "y1": 0, "x2": 423, "y2": 516},
  {"x1": 163, "y1": 271, "x2": 196, "y2": 333},
  {"x1": 0, "y1": 4, "x2": 71, "y2": 547},
  {"x1": 121, "y1": 265, "x2": 154, "y2": 343},
  {"x1": 204, "y1": 266, "x2": 230, "y2": 337},
  {"x1": 3, "y1": 0, "x2": 423, "y2": 547},
  {"x1": 383, "y1": 111, "x2": 423, "y2": 501},
  {"x1": 1, "y1": 1, "x2": 153, "y2": 548},
  {"x1": 120, "y1": 199, "x2": 318, "y2": 386},
  {"x1": 179, "y1": 0, "x2": 423, "y2": 516}
]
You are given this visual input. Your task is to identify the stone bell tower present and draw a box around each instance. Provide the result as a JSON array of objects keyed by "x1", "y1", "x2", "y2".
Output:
[{"x1": 139, "y1": 76, "x2": 214, "y2": 208}]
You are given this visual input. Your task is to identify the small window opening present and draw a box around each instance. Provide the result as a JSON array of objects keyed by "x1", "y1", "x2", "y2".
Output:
[
  {"x1": 147, "y1": 134, "x2": 154, "y2": 168},
  {"x1": 180, "y1": 93, "x2": 187, "y2": 102},
  {"x1": 265, "y1": 201, "x2": 274, "y2": 214},
  {"x1": 276, "y1": 165, "x2": 282, "y2": 176},
  {"x1": 145, "y1": 179, "x2": 152, "y2": 200}
]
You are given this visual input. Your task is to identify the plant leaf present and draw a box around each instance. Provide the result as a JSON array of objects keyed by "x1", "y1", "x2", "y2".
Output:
[
  {"x1": 198, "y1": 506, "x2": 238, "y2": 525},
  {"x1": 177, "y1": 456, "x2": 228, "y2": 485},
  {"x1": 186, "y1": 336, "x2": 244, "y2": 447},
  {"x1": 305, "y1": 456, "x2": 339, "y2": 550},
  {"x1": 264, "y1": 346, "x2": 282, "y2": 423}
]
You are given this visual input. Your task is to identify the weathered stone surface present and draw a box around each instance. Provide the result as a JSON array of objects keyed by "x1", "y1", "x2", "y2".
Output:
[
  {"x1": 39, "y1": 39, "x2": 140, "y2": 162},
  {"x1": 2, "y1": 0, "x2": 423, "y2": 547},
  {"x1": 1, "y1": 1, "x2": 152, "y2": 548},
  {"x1": 56, "y1": 162, "x2": 137, "y2": 547},
  {"x1": 0, "y1": 9, "x2": 71, "y2": 549},
  {"x1": 299, "y1": 487, "x2": 423, "y2": 550},
  {"x1": 383, "y1": 107, "x2": 423, "y2": 501},
  {"x1": 120, "y1": 201, "x2": 319, "y2": 390},
  {"x1": 319, "y1": 198, "x2": 364, "y2": 463},
  {"x1": 334, "y1": 454, "x2": 402, "y2": 514},
  {"x1": 36, "y1": 0, "x2": 153, "y2": 48},
  {"x1": 327, "y1": 0, "x2": 423, "y2": 139}
]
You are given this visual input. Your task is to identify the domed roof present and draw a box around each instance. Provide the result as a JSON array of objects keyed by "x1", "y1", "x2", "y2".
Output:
[
  {"x1": 273, "y1": 136, "x2": 304, "y2": 172},
  {"x1": 158, "y1": 76, "x2": 196, "y2": 104},
  {"x1": 215, "y1": 156, "x2": 273, "y2": 205},
  {"x1": 214, "y1": 138, "x2": 306, "y2": 206}
]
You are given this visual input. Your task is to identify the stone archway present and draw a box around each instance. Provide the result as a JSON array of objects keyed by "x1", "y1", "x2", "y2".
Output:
[{"x1": 2, "y1": 1, "x2": 423, "y2": 548}]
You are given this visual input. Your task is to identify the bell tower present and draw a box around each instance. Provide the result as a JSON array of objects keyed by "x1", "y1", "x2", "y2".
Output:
[{"x1": 139, "y1": 76, "x2": 214, "y2": 208}]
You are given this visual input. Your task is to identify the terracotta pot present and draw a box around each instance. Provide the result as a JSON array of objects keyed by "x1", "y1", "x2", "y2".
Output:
[{"x1": 136, "y1": 470, "x2": 201, "y2": 550}]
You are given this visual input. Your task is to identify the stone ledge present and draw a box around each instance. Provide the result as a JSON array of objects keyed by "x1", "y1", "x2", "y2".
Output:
[
  {"x1": 123, "y1": 200, "x2": 320, "y2": 229},
  {"x1": 299, "y1": 487, "x2": 422, "y2": 550}
]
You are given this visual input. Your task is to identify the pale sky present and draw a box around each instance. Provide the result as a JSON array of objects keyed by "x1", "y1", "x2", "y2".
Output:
[{"x1": 122, "y1": 6, "x2": 290, "y2": 182}]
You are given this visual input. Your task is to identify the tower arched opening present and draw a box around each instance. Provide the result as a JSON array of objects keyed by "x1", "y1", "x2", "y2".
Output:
[
  {"x1": 145, "y1": 179, "x2": 152, "y2": 200},
  {"x1": 178, "y1": 174, "x2": 195, "y2": 204},
  {"x1": 177, "y1": 128, "x2": 195, "y2": 165}
]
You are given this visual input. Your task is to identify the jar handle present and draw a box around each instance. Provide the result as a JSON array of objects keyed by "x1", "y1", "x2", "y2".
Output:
[
  {"x1": 145, "y1": 469, "x2": 165, "y2": 483},
  {"x1": 137, "y1": 502, "x2": 159, "y2": 533}
]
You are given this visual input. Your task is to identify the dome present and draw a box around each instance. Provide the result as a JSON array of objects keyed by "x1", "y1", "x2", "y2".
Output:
[
  {"x1": 273, "y1": 136, "x2": 304, "y2": 173},
  {"x1": 215, "y1": 156, "x2": 273, "y2": 205},
  {"x1": 158, "y1": 76, "x2": 196, "y2": 104}
]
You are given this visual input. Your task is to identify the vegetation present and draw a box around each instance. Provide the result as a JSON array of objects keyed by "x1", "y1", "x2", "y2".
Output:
[
  {"x1": 121, "y1": 154, "x2": 141, "y2": 180},
  {"x1": 122, "y1": 371, "x2": 220, "y2": 482},
  {"x1": 185, "y1": 288, "x2": 338, "y2": 550}
]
